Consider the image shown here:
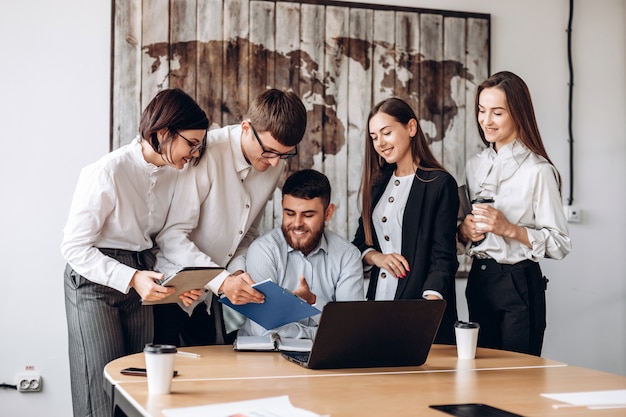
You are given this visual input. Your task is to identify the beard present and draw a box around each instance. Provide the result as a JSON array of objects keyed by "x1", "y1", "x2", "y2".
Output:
[{"x1": 282, "y1": 223, "x2": 324, "y2": 256}]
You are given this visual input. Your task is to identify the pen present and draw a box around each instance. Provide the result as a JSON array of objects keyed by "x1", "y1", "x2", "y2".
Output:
[{"x1": 177, "y1": 351, "x2": 201, "y2": 358}]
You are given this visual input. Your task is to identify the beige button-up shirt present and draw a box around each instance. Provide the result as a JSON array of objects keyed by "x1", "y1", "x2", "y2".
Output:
[{"x1": 156, "y1": 125, "x2": 284, "y2": 325}]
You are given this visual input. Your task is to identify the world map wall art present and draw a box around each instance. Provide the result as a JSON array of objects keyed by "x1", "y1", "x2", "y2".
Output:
[{"x1": 112, "y1": 0, "x2": 490, "y2": 257}]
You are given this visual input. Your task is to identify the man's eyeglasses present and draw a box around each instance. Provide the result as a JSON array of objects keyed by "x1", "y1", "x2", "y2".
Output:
[
  {"x1": 249, "y1": 123, "x2": 297, "y2": 159},
  {"x1": 176, "y1": 131, "x2": 206, "y2": 155}
]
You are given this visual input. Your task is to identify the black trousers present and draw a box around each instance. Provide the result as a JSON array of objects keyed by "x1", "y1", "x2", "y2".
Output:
[
  {"x1": 153, "y1": 294, "x2": 236, "y2": 346},
  {"x1": 466, "y1": 258, "x2": 547, "y2": 356}
]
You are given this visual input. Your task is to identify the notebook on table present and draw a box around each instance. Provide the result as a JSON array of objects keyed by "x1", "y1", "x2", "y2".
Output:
[{"x1": 281, "y1": 299, "x2": 446, "y2": 370}]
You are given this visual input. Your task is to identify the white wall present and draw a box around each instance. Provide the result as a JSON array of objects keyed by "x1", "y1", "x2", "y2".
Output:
[
  {"x1": 0, "y1": 1, "x2": 624, "y2": 415},
  {"x1": 0, "y1": 1, "x2": 111, "y2": 415}
]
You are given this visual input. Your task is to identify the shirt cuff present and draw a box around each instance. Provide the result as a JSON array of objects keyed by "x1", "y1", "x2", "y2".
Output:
[
  {"x1": 361, "y1": 248, "x2": 375, "y2": 272},
  {"x1": 206, "y1": 270, "x2": 231, "y2": 294},
  {"x1": 422, "y1": 290, "x2": 443, "y2": 300},
  {"x1": 111, "y1": 264, "x2": 137, "y2": 294}
]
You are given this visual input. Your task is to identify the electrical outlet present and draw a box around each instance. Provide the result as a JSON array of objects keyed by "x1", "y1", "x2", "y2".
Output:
[
  {"x1": 16, "y1": 366, "x2": 42, "y2": 392},
  {"x1": 564, "y1": 205, "x2": 582, "y2": 223}
]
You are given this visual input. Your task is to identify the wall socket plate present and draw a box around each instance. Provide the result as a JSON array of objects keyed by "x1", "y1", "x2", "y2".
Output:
[
  {"x1": 564, "y1": 205, "x2": 582, "y2": 223},
  {"x1": 16, "y1": 367, "x2": 42, "y2": 392}
]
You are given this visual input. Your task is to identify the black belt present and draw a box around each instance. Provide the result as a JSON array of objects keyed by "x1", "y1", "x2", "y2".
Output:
[
  {"x1": 99, "y1": 247, "x2": 153, "y2": 269},
  {"x1": 473, "y1": 257, "x2": 537, "y2": 272}
]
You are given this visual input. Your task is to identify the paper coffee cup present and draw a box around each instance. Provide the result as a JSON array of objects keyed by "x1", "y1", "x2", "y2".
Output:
[
  {"x1": 454, "y1": 321, "x2": 480, "y2": 360},
  {"x1": 144, "y1": 344, "x2": 177, "y2": 395},
  {"x1": 471, "y1": 197, "x2": 494, "y2": 230}
]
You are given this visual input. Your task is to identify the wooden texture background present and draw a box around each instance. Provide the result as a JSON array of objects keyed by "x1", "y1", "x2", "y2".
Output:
[{"x1": 111, "y1": 0, "x2": 489, "y2": 254}]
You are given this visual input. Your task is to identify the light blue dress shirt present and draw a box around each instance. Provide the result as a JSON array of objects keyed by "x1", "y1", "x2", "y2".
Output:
[{"x1": 238, "y1": 227, "x2": 365, "y2": 339}]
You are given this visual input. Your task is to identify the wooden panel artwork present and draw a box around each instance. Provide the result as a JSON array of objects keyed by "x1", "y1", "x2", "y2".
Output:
[{"x1": 111, "y1": 0, "x2": 490, "y2": 255}]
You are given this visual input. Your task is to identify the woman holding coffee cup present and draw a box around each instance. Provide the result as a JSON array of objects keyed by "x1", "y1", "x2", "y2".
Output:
[
  {"x1": 353, "y1": 97, "x2": 459, "y2": 345},
  {"x1": 61, "y1": 89, "x2": 208, "y2": 417},
  {"x1": 457, "y1": 71, "x2": 571, "y2": 356}
]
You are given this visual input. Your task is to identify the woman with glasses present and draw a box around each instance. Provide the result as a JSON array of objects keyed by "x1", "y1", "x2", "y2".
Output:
[
  {"x1": 352, "y1": 97, "x2": 460, "y2": 345},
  {"x1": 61, "y1": 88, "x2": 208, "y2": 417},
  {"x1": 153, "y1": 88, "x2": 307, "y2": 347}
]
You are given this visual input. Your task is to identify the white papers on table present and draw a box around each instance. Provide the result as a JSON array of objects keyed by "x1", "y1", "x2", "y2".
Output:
[
  {"x1": 162, "y1": 395, "x2": 328, "y2": 417},
  {"x1": 541, "y1": 389, "x2": 626, "y2": 409}
]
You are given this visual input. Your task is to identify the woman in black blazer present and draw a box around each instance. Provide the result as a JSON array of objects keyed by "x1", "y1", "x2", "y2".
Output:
[{"x1": 352, "y1": 97, "x2": 459, "y2": 344}]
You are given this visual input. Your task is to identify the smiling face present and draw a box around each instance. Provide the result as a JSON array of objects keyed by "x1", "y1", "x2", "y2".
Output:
[
  {"x1": 368, "y1": 112, "x2": 417, "y2": 174},
  {"x1": 144, "y1": 128, "x2": 206, "y2": 169},
  {"x1": 169, "y1": 129, "x2": 206, "y2": 169},
  {"x1": 280, "y1": 194, "x2": 335, "y2": 256},
  {"x1": 477, "y1": 87, "x2": 519, "y2": 151}
]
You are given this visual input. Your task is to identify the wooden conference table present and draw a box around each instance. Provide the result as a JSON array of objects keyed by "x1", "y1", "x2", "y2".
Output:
[{"x1": 104, "y1": 345, "x2": 626, "y2": 417}]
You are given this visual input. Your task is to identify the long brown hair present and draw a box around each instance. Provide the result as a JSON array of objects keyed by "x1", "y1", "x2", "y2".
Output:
[
  {"x1": 476, "y1": 71, "x2": 561, "y2": 189},
  {"x1": 359, "y1": 97, "x2": 446, "y2": 245}
]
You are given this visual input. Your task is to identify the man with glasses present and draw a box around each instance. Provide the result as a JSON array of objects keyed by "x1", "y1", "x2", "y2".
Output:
[{"x1": 154, "y1": 88, "x2": 307, "y2": 346}]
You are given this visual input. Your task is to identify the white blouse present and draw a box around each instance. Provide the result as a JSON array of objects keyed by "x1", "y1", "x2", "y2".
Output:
[
  {"x1": 372, "y1": 173, "x2": 413, "y2": 300},
  {"x1": 465, "y1": 140, "x2": 571, "y2": 263},
  {"x1": 61, "y1": 137, "x2": 180, "y2": 293}
]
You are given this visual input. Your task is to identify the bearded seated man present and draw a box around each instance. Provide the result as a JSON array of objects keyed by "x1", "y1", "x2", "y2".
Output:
[{"x1": 236, "y1": 169, "x2": 365, "y2": 339}]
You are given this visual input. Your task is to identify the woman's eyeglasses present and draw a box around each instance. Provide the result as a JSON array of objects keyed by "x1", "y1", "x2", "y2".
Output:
[{"x1": 176, "y1": 131, "x2": 206, "y2": 155}]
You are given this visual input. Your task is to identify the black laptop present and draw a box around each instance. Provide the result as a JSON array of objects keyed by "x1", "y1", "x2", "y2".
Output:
[{"x1": 281, "y1": 299, "x2": 446, "y2": 369}]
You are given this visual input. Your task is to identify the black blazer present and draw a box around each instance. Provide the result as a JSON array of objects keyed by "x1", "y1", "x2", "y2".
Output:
[{"x1": 353, "y1": 164, "x2": 459, "y2": 344}]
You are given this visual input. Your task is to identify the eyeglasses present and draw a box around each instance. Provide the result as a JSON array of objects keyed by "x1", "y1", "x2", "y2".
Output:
[
  {"x1": 249, "y1": 123, "x2": 297, "y2": 159},
  {"x1": 176, "y1": 131, "x2": 206, "y2": 155}
]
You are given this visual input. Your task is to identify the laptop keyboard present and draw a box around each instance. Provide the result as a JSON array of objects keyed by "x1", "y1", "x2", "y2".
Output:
[{"x1": 285, "y1": 351, "x2": 310, "y2": 363}]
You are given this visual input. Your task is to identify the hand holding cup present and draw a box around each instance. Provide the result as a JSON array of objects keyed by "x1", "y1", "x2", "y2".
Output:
[{"x1": 471, "y1": 197, "x2": 495, "y2": 231}]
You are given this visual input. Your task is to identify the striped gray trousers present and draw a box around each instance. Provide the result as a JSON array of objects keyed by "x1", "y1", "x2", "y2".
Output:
[{"x1": 64, "y1": 249, "x2": 155, "y2": 417}]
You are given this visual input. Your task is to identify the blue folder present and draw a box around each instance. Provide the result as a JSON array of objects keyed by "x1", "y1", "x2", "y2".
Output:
[{"x1": 219, "y1": 279, "x2": 321, "y2": 330}]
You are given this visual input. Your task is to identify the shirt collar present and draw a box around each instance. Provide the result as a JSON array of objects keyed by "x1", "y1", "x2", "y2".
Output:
[
  {"x1": 230, "y1": 125, "x2": 252, "y2": 180},
  {"x1": 476, "y1": 139, "x2": 532, "y2": 196},
  {"x1": 286, "y1": 231, "x2": 329, "y2": 257},
  {"x1": 132, "y1": 136, "x2": 165, "y2": 171}
]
